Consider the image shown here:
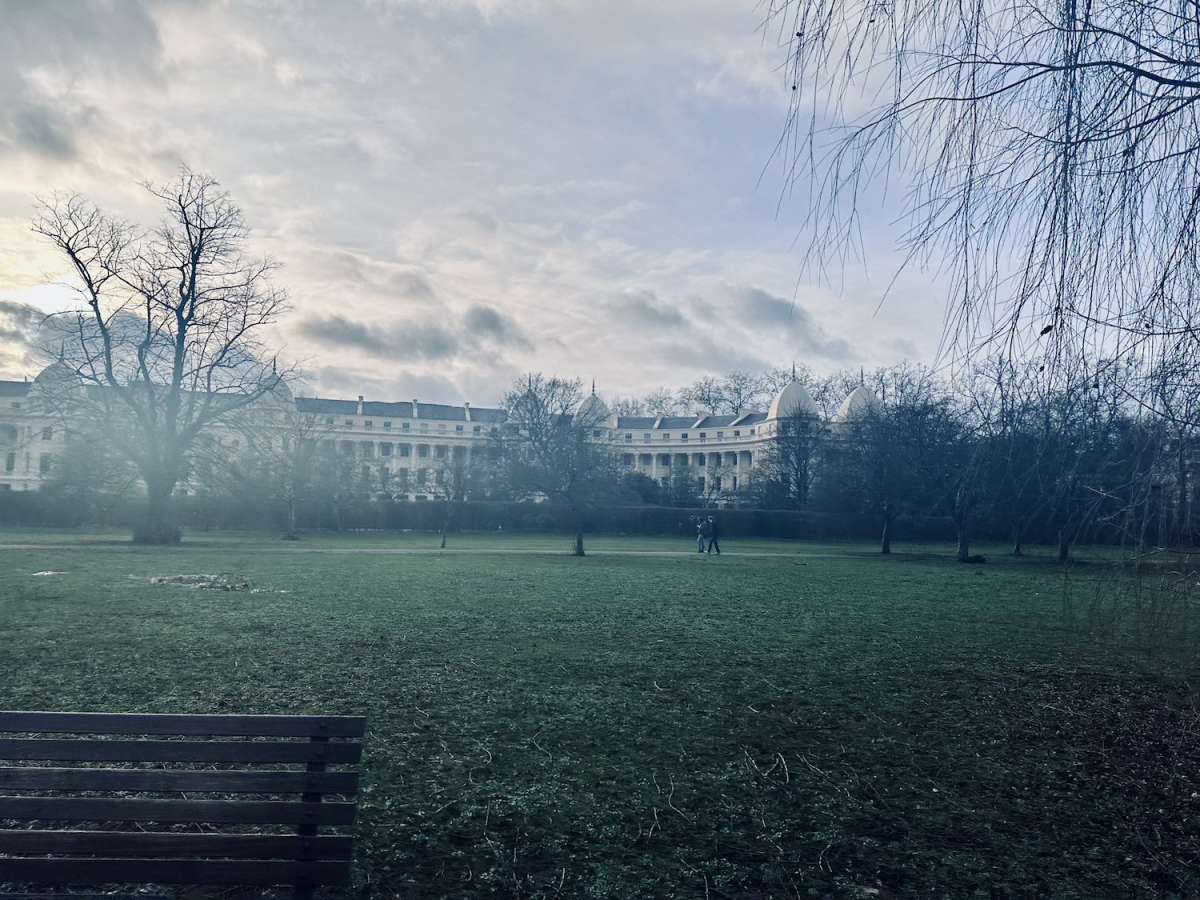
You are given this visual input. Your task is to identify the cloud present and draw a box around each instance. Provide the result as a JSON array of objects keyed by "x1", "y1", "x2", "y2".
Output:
[
  {"x1": 0, "y1": 1, "x2": 943, "y2": 394},
  {"x1": 297, "y1": 314, "x2": 458, "y2": 361},
  {"x1": 614, "y1": 290, "x2": 686, "y2": 327},
  {"x1": 733, "y1": 286, "x2": 854, "y2": 361},
  {"x1": 463, "y1": 303, "x2": 532, "y2": 350}
]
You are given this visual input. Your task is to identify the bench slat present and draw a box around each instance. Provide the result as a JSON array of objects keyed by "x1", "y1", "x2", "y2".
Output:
[
  {"x1": 0, "y1": 858, "x2": 350, "y2": 885},
  {"x1": 0, "y1": 830, "x2": 352, "y2": 859},
  {"x1": 0, "y1": 767, "x2": 358, "y2": 794},
  {"x1": 0, "y1": 796, "x2": 356, "y2": 825},
  {"x1": 0, "y1": 712, "x2": 365, "y2": 739},
  {"x1": 0, "y1": 739, "x2": 361, "y2": 764}
]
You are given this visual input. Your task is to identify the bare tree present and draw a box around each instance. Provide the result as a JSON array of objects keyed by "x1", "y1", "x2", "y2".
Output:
[
  {"x1": 216, "y1": 397, "x2": 333, "y2": 540},
  {"x1": 679, "y1": 376, "x2": 728, "y2": 415},
  {"x1": 431, "y1": 449, "x2": 478, "y2": 549},
  {"x1": 644, "y1": 387, "x2": 682, "y2": 417},
  {"x1": 500, "y1": 374, "x2": 614, "y2": 556},
  {"x1": 32, "y1": 169, "x2": 291, "y2": 543},
  {"x1": 757, "y1": 411, "x2": 825, "y2": 509},
  {"x1": 767, "y1": 0, "x2": 1200, "y2": 379},
  {"x1": 609, "y1": 396, "x2": 646, "y2": 417},
  {"x1": 722, "y1": 370, "x2": 768, "y2": 415}
]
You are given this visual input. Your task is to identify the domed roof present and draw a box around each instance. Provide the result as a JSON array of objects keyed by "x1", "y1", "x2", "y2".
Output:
[
  {"x1": 33, "y1": 358, "x2": 77, "y2": 387},
  {"x1": 576, "y1": 392, "x2": 609, "y2": 423},
  {"x1": 767, "y1": 379, "x2": 819, "y2": 419},
  {"x1": 835, "y1": 385, "x2": 884, "y2": 421}
]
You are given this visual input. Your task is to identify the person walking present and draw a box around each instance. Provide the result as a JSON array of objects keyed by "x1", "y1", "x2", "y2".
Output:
[
  {"x1": 695, "y1": 517, "x2": 706, "y2": 553},
  {"x1": 706, "y1": 516, "x2": 721, "y2": 555}
]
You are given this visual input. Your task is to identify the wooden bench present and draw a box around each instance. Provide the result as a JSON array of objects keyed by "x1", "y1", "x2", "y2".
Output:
[{"x1": 0, "y1": 711, "x2": 366, "y2": 898}]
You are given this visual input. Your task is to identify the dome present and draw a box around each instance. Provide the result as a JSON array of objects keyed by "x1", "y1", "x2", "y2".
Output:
[
  {"x1": 835, "y1": 385, "x2": 884, "y2": 422},
  {"x1": 576, "y1": 392, "x2": 609, "y2": 423},
  {"x1": 767, "y1": 379, "x2": 819, "y2": 419},
  {"x1": 33, "y1": 359, "x2": 77, "y2": 387}
]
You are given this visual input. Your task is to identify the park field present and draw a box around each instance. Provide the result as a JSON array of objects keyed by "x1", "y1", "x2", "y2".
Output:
[{"x1": 2, "y1": 529, "x2": 1199, "y2": 898}]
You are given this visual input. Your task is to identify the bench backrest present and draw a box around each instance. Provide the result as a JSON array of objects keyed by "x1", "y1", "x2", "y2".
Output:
[{"x1": 0, "y1": 710, "x2": 366, "y2": 897}]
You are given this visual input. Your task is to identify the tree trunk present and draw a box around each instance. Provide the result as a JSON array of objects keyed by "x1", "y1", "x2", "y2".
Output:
[
  {"x1": 880, "y1": 513, "x2": 892, "y2": 555},
  {"x1": 1057, "y1": 527, "x2": 1071, "y2": 563},
  {"x1": 440, "y1": 522, "x2": 448, "y2": 549},
  {"x1": 956, "y1": 525, "x2": 970, "y2": 562},
  {"x1": 134, "y1": 479, "x2": 181, "y2": 545},
  {"x1": 1011, "y1": 523, "x2": 1023, "y2": 556},
  {"x1": 282, "y1": 499, "x2": 299, "y2": 541}
]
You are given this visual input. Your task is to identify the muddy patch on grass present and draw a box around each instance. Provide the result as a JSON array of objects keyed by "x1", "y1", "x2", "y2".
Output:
[{"x1": 150, "y1": 574, "x2": 253, "y2": 592}]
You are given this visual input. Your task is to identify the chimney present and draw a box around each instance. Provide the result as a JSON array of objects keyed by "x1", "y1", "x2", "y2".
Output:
[
  {"x1": 411, "y1": 399, "x2": 419, "y2": 418},
  {"x1": 464, "y1": 401, "x2": 472, "y2": 422},
  {"x1": 356, "y1": 395, "x2": 364, "y2": 415}
]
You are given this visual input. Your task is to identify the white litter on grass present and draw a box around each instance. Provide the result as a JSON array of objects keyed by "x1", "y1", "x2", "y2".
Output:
[{"x1": 30, "y1": 571, "x2": 67, "y2": 576}]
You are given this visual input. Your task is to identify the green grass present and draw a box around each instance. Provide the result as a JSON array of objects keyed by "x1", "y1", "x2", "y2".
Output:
[{"x1": 2, "y1": 530, "x2": 1198, "y2": 898}]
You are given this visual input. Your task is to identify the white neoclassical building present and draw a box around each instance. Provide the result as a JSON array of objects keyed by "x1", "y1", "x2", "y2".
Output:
[{"x1": 0, "y1": 366, "x2": 883, "y2": 500}]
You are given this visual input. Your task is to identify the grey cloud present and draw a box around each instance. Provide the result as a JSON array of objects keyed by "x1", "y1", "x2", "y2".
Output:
[
  {"x1": 734, "y1": 286, "x2": 853, "y2": 361},
  {"x1": 297, "y1": 314, "x2": 458, "y2": 361},
  {"x1": 463, "y1": 303, "x2": 532, "y2": 350},
  {"x1": 0, "y1": 300, "x2": 43, "y2": 342},
  {"x1": 656, "y1": 334, "x2": 771, "y2": 373},
  {"x1": 389, "y1": 271, "x2": 434, "y2": 299},
  {"x1": 10, "y1": 106, "x2": 79, "y2": 161},
  {"x1": 616, "y1": 290, "x2": 685, "y2": 327},
  {"x1": 317, "y1": 252, "x2": 434, "y2": 301},
  {"x1": 0, "y1": 2, "x2": 163, "y2": 162}
]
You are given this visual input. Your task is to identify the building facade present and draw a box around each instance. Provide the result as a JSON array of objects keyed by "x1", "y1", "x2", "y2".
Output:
[{"x1": 0, "y1": 366, "x2": 883, "y2": 501}]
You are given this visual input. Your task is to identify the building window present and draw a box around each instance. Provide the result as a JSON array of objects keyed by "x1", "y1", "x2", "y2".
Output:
[
  {"x1": 345, "y1": 419, "x2": 354, "y2": 426},
  {"x1": 365, "y1": 420, "x2": 373, "y2": 429},
  {"x1": 437, "y1": 423, "x2": 446, "y2": 433},
  {"x1": 473, "y1": 425, "x2": 481, "y2": 434},
  {"x1": 325, "y1": 417, "x2": 334, "y2": 425},
  {"x1": 38, "y1": 453, "x2": 52, "y2": 475},
  {"x1": 417, "y1": 445, "x2": 429, "y2": 458},
  {"x1": 662, "y1": 434, "x2": 670, "y2": 441},
  {"x1": 456, "y1": 425, "x2": 464, "y2": 433},
  {"x1": 434, "y1": 445, "x2": 447, "y2": 459},
  {"x1": 417, "y1": 467, "x2": 428, "y2": 483},
  {"x1": 699, "y1": 433, "x2": 707, "y2": 442},
  {"x1": 384, "y1": 421, "x2": 392, "y2": 429},
  {"x1": 4, "y1": 452, "x2": 14, "y2": 473},
  {"x1": 622, "y1": 454, "x2": 634, "y2": 466},
  {"x1": 717, "y1": 431, "x2": 724, "y2": 439},
  {"x1": 452, "y1": 446, "x2": 466, "y2": 461},
  {"x1": 625, "y1": 433, "x2": 632, "y2": 442},
  {"x1": 733, "y1": 430, "x2": 740, "y2": 437},
  {"x1": 10, "y1": 403, "x2": 20, "y2": 410},
  {"x1": 399, "y1": 445, "x2": 411, "y2": 458},
  {"x1": 403, "y1": 422, "x2": 411, "y2": 430},
  {"x1": 643, "y1": 433, "x2": 651, "y2": 443},
  {"x1": 592, "y1": 429, "x2": 601, "y2": 438},
  {"x1": 749, "y1": 428, "x2": 756, "y2": 435},
  {"x1": 420, "y1": 423, "x2": 429, "y2": 433},
  {"x1": 680, "y1": 433, "x2": 688, "y2": 442},
  {"x1": 381, "y1": 444, "x2": 393, "y2": 457}
]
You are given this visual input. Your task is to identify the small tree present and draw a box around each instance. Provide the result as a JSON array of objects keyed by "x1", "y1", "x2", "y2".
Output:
[
  {"x1": 33, "y1": 169, "x2": 290, "y2": 544},
  {"x1": 431, "y1": 450, "x2": 478, "y2": 548},
  {"x1": 757, "y1": 412, "x2": 825, "y2": 509},
  {"x1": 500, "y1": 374, "x2": 614, "y2": 556}
]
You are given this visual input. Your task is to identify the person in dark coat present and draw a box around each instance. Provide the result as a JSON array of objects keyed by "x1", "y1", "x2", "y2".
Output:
[
  {"x1": 706, "y1": 516, "x2": 721, "y2": 555},
  {"x1": 696, "y1": 517, "x2": 707, "y2": 553}
]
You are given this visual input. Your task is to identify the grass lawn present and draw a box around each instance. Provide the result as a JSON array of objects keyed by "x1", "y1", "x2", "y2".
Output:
[{"x1": 1, "y1": 529, "x2": 1198, "y2": 898}]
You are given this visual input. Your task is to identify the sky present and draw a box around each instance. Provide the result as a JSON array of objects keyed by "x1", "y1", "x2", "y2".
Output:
[{"x1": 0, "y1": 0, "x2": 942, "y2": 407}]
